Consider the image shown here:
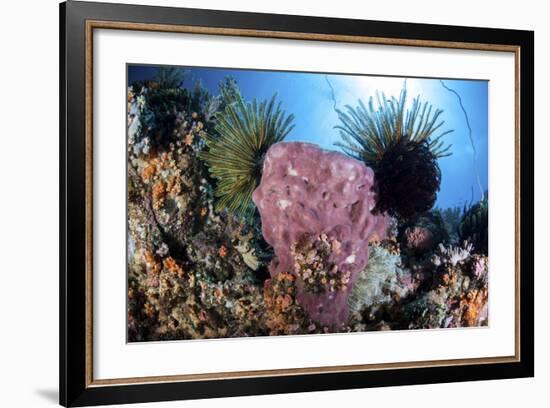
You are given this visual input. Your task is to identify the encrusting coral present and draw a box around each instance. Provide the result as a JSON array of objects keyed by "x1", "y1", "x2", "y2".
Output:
[
  {"x1": 263, "y1": 272, "x2": 318, "y2": 335},
  {"x1": 127, "y1": 80, "x2": 274, "y2": 341},
  {"x1": 403, "y1": 226, "x2": 435, "y2": 252},
  {"x1": 400, "y1": 211, "x2": 449, "y2": 252},
  {"x1": 404, "y1": 241, "x2": 488, "y2": 328}
]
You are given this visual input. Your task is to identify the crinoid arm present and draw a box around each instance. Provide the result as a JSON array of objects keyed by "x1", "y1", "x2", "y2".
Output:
[
  {"x1": 200, "y1": 93, "x2": 295, "y2": 221},
  {"x1": 335, "y1": 87, "x2": 453, "y2": 168}
]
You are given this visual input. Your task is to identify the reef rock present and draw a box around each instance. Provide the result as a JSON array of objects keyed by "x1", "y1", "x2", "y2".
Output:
[{"x1": 252, "y1": 142, "x2": 388, "y2": 328}]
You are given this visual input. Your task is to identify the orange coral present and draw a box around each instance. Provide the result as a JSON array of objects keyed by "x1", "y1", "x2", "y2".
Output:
[
  {"x1": 163, "y1": 256, "x2": 185, "y2": 278},
  {"x1": 165, "y1": 175, "x2": 181, "y2": 196},
  {"x1": 141, "y1": 164, "x2": 156, "y2": 182},
  {"x1": 460, "y1": 288, "x2": 488, "y2": 326},
  {"x1": 184, "y1": 133, "x2": 194, "y2": 146},
  {"x1": 218, "y1": 246, "x2": 228, "y2": 258},
  {"x1": 152, "y1": 181, "x2": 166, "y2": 210},
  {"x1": 263, "y1": 273, "x2": 310, "y2": 335},
  {"x1": 277, "y1": 294, "x2": 294, "y2": 309},
  {"x1": 143, "y1": 249, "x2": 161, "y2": 286},
  {"x1": 143, "y1": 302, "x2": 156, "y2": 318},
  {"x1": 276, "y1": 272, "x2": 295, "y2": 283}
]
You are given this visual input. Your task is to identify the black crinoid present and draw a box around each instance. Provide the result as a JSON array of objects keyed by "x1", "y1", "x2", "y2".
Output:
[
  {"x1": 335, "y1": 86, "x2": 453, "y2": 220},
  {"x1": 375, "y1": 136, "x2": 441, "y2": 219}
]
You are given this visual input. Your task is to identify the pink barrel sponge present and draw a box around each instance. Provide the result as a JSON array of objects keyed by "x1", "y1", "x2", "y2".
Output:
[{"x1": 252, "y1": 142, "x2": 389, "y2": 328}]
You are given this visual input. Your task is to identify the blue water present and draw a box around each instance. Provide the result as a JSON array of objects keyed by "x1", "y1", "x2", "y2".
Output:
[{"x1": 129, "y1": 65, "x2": 488, "y2": 209}]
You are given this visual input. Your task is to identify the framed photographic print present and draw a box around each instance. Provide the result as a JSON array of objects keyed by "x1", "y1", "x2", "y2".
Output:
[{"x1": 59, "y1": 0, "x2": 534, "y2": 406}]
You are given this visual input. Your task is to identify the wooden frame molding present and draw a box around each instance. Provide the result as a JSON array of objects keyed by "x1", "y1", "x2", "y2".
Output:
[
  {"x1": 84, "y1": 18, "x2": 521, "y2": 388},
  {"x1": 61, "y1": 1, "x2": 534, "y2": 405}
]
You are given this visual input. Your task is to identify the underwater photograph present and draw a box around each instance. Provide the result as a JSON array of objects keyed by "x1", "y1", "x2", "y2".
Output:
[{"x1": 126, "y1": 64, "x2": 489, "y2": 342}]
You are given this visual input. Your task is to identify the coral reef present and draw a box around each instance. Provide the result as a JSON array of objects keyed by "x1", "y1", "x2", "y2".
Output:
[
  {"x1": 348, "y1": 238, "x2": 489, "y2": 331},
  {"x1": 127, "y1": 81, "x2": 273, "y2": 341},
  {"x1": 404, "y1": 241, "x2": 489, "y2": 328},
  {"x1": 404, "y1": 226, "x2": 435, "y2": 252},
  {"x1": 348, "y1": 244, "x2": 410, "y2": 323},
  {"x1": 432, "y1": 241, "x2": 473, "y2": 267},
  {"x1": 155, "y1": 67, "x2": 185, "y2": 89},
  {"x1": 436, "y1": 206, "x2": 463, "y2": 244},
  {"x1": 263, "y1": 272, "x2": 318, "y2": 335},
  {"x1": 130, "y1": 81, "x2": 212, "y2": 151},
  {"x1": 217, "y1": 76, "x2": 242, "y2": 111},
  {"x1": 128, "y1": 258, "x2": 268, "y2": 340},
  {"x1": 459, "y1": 198, "x2": 489, "y2": 255},
  {"x1": 127, "y1": 68, "x2": 489, "y2": 342},
  {"x1": 252, "y1": 142, "x2": 389, "y2": 328}
]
